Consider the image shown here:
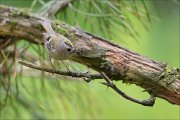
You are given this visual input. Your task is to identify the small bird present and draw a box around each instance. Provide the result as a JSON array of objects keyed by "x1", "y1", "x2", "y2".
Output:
[
  {"x1": 40, "y1": 20, "x2": 75, "y2": 61},
  {"x1": 40, "y1": 20, "x2": 75, "y2": 71}
]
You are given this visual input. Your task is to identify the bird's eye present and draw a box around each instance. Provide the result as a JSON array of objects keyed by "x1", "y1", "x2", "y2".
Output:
[
  {"x1": 67, "y1": 48, "x2": 72, "y2": 52},
  {"x1": 47, "y1": 36, "x2": 51, "y2": 41}
]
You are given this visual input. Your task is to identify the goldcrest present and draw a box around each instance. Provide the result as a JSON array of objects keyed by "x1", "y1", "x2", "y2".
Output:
[{"x1": 40, "y1": 20, "x2": 75, "y2": 60}]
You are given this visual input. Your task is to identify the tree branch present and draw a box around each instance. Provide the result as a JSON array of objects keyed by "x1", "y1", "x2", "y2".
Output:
[
  {"x1": 19, "y1": 60, "x2": 156, "y2": 106},
  {"x1": 18, "y1": 60, "x2": 102, "y2": 80},
  {"x1": 100, "y1": 72, "x2": 156, "y2": 106},
  {"x1": 0, "y1": 5, "x2": 179, "y2": 105}
]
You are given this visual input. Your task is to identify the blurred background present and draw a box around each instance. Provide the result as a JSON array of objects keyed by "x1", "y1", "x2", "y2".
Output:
[{"x1": 0, "y1": 0, "x2": 179, "y2": 119}]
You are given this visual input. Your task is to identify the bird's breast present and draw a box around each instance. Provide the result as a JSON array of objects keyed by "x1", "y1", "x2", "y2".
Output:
[{"x1": 48, "y1": 50, "x2": 67, "y2": 60}]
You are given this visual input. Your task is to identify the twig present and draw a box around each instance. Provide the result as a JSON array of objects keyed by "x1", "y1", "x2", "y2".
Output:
[
  {"x1": 100, "y1": 72, "x2": 156, "y2": 106},
  {"x1": 18, "y1": 60, "x2": 102, "y2": 79}
]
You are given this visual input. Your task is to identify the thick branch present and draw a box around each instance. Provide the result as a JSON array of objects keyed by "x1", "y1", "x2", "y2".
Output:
[{"x1": 0, "y1": 5, "x2": 179, "y2": 105}]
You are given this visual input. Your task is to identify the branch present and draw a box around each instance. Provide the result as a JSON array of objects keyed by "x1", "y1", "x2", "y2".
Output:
[
  {"x1": 19, "y1": 60, "x2": 156, "y2": 106},
  {"x1": 18, "y1": 60, "x2": 102, "y2": 80},
  {"x1": 100, "y1": 72, "x2": 156, "y2": 106},
  {"x1": 0, "y1": 5, "x2": 179, "y2": 105}
]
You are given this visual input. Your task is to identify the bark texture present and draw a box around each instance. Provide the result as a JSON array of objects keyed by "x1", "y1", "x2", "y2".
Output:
[{"x1": 0, "y1": 5, "x2": 179, "y2": 105}]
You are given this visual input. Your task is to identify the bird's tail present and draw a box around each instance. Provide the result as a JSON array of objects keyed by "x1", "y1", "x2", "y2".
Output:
[{"x1": 40, "y1": 20, "x2": 55, "y2": 33}]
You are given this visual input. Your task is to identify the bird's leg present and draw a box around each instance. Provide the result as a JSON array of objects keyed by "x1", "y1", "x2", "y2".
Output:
[
  {"x1": 49, "y1": 58, "x2": 55, "y2": 75},
  {"x1": 61, "y1": 61, "x2": 71, "y2": 73}
]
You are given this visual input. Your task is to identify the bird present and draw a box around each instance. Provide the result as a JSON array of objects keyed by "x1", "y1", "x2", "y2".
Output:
[{"x1": 40, "y1": 20, "x2": 75, "y2": 71}]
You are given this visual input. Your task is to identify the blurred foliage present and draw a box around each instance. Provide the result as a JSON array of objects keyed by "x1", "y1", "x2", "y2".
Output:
[{"x1": 0, "y1": 0, "x2": 179, "y2": 119}]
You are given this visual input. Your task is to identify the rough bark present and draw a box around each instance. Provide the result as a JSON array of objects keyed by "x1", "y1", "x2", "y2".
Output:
[{"x1": 0, "y1": 5, "x2": 179, "y2": 105}]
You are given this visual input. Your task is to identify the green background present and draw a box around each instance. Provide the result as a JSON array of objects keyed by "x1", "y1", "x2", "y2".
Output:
[{"x1": 0, "y1": 0, "x2": 179, "y2": 119}]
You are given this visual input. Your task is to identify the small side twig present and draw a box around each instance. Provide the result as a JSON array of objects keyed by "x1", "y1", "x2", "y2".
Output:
[
  {"x1": 18, "y1": 60, "x2": 102, "y2": 80},
  {"x1": 100, "y1": 72, "x2": 156, "y2": 106},
  {"x1": 18, "y1": 60, "x2": 156, "y2": 106}
]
